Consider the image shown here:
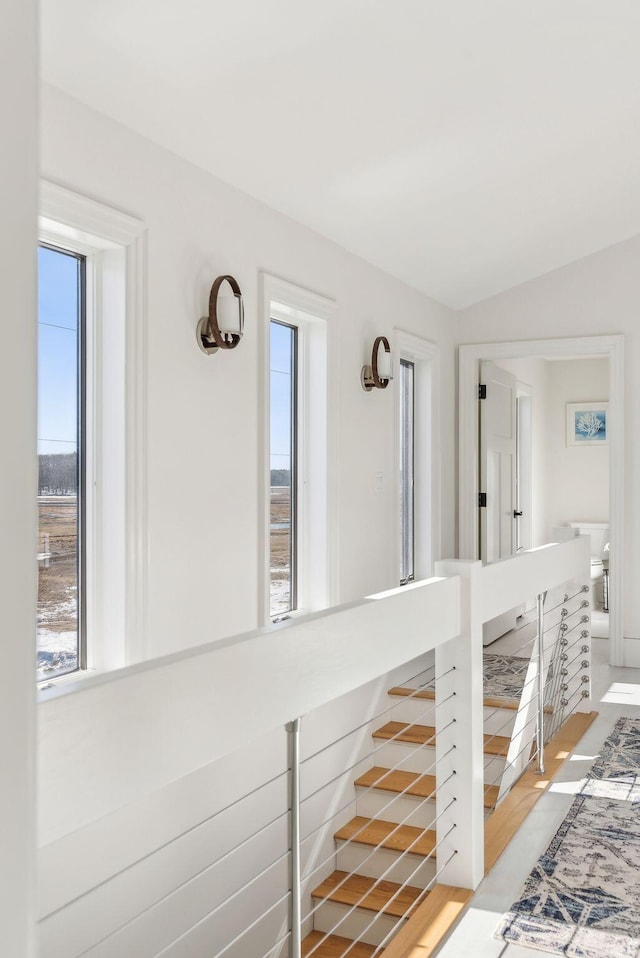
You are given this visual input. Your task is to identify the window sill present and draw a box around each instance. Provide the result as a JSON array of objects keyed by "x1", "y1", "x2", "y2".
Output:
[{"x1": 37, "y1": 667, "x2": 98, "y2": 700}]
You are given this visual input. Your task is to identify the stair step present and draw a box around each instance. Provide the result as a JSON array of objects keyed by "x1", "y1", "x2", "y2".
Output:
[
  {"x1": 373, "y1": 720, "x2": 510, "y2": 757},
  {"x1": 311, "y1": 869, "x2": 424, "y2": 918},
  {"x1": 356, "y1": 765, "x2": 499, "y2": 810},
  {"x1": 388, "y1": 685, "x2": 519, "y2": 711},
  {"x1": 302, "y1": 931, "x2": 376, "y2": 957},
  {"x1": 335, "y1": 815, "x2": 436, "y2": 857}
]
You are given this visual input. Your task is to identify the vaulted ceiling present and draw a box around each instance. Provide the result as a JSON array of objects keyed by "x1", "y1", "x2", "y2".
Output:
[{"x1": 41, "y1": 0, "x2": 640, "y2": 308}]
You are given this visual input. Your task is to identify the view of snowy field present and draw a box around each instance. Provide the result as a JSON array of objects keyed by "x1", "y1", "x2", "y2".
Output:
[
  {"x1": 37, "y1": 495, "x2": 78, "y2": 680},
  {"x1": 270, "y1": 484, "x2": 292, "y2": 617},
  {"x1": 37, "y1": 486, "x2": 291, "y2": 681}
]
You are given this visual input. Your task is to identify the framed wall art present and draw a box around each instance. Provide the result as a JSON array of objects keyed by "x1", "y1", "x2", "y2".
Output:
[{"x1": 566, "y1": 401, "x2": 608, "y2": 446}]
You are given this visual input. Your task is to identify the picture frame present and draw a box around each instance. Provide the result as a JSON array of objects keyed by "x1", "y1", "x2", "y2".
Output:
[{"x1": 566, "y1": 401, "x2": 609, "y2": 446}]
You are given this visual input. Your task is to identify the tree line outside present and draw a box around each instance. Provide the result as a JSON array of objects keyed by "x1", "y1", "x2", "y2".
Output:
[
  {"x1": 39, "y1": 452, "x2": 77, "y2": 495},
  {"x1": 39, "y1": 454, "x2": 291, "y2": 496}
]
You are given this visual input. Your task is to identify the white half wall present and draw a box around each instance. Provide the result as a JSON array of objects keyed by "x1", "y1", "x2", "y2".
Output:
[
  {"x1": 40, "y1": 83, "x2": 458, "y2": 660},
  {"x1": 457, "y1": 236, "x2": 640, "y2": 642},
  {"x1": 0, "y1": 1, "x2": 38, "y2": 953}
]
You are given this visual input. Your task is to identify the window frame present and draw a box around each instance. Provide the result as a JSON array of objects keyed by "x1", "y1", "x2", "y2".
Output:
[
  {"x1": 394, "y1": 330, "x2": 441, "y2": 582},
  {"x1": 37, "y1": 241, "x2": 87, "y2": 677},
  {"x1": 269, "y1": 317, "x2": 299, "y2": 617},
  {"x1": 399, "y1": 357, "x2": 416, "y2": 585},
  {"x1": 261, "y1": 274, "x2": 336, "y2": 625},
  {"x1": 38, "y1": 181, "x2": 147, "y2": 690}
]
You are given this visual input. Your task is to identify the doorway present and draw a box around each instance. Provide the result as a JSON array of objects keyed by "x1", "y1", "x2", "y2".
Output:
[{"x1": 459, "y1": 336, "x2": 624, "y2": 666}]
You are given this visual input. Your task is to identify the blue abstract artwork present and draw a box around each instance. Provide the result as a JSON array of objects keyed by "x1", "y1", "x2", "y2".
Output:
[{"x1": 567, "y1": 403, "x2": 609, "y2": 446}]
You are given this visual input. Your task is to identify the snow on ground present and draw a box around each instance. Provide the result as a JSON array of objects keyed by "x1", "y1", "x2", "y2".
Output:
[{"x1": 270, "y1": 576, "x2": 291, "y2": 617}]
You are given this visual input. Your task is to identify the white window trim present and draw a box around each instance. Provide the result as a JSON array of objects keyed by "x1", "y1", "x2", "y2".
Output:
[
  {"x1": 38, "y1": 180, "x2": 148, "y2": 684},
  {"x1": 393, "y1": 330, "x2": 441, "y2": 581},
  {"x1": 260, "y1": 273, "x2": 337, "y2": 625}
]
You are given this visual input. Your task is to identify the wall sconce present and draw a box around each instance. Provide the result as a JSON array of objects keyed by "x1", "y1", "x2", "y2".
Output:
[
  {"x1": 197, "y1": 275, "x2": 244, "y2": 355},
  {"x1": 361, "y1": 335, "x2": 393, "y2": 391}
]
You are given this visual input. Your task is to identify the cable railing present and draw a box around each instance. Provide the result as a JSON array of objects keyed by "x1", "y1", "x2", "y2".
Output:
[
  {"x1": 38, "y1": 538, "x2": 592, "y2": 958},
  {"x1": 481, "y1": 580, "x2": 591, "y2": 811}
]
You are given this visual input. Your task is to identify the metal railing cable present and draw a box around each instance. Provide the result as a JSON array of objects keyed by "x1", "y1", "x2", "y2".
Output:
[
  {"x1": 483, "y1": 711, "x2": 543, "y2": 792},
  {"x1": 70, "y1": 779, "x2": 291, "y2": 958},
  {"x1": 555, "y1": 685, "x2": 591, "y2": 720},
  {"x1": 300, "y1": 669, "x2": 455, "y2": 769},
  {"x1": 543, "y1": 585, "x2": 589, "y2": 616},
  {"x1": 303, "y1": 793, "x2": 456, "y2": 928},
  {"x1": 561, "y1": 643, "x2": 591, "y2": 675},
  {"x1": 300, "y1": 766, "x2": 456, "y2": 887},
  {"x1": 259, "y1": 931, "x2": 291, "y2": 958},
  {"x1": 488, "y1": 684, "x2": 591, "y2": 807},
  {"x1": 301, "y1": 694, "x2": 456, "y2": 810},
  {"x1": 481, "y1": 661, "x2": 565, "y2": 756},
  {"x1": 312, "y1": 826, "x2": 458, "y2": 958},
  {"x1": 45, "y1": 765, "x2": 290, "y2": 923},
  {"x1": 211, "y1": 891, "x2": 290, "y2": 958},
  {"x1": 300, "y1": 744, "x2": 456, "y2": 889},
  {"x1": 370, "y1": 848, "x2": 460, "y2": 957},
  {"x1": 300, "y1": 738, "x2": 457, "y2": 857},
  {"x1": 303, "y1": 822, "x2": 457, "y2": 958}
]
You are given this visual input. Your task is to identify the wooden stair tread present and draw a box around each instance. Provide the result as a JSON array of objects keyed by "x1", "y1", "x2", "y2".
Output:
[
  {"x1": 335, "y1": 815, "x2": 436, "y2": 857},
  {"x1": 389, "y1": 685, "x2": 520, "y2": 711},
  {"x1": 302, "y1": 931, "x2": 376, "y2": 957},
  {"x1": 373, "y1": 720, "x2": 510, "y2": 756},
  {"x1": 356, "y1": 765, "x2": 498, "y2": 809},
  {"x1": 373, "y1": 720, "x2": 438, "y2": 746},
  {"x1": 381, "y1": 883, "x2": 473, "y2": 958},
  {"x1": 311, "y1": 869, "x2": 424, "y2": 918}
]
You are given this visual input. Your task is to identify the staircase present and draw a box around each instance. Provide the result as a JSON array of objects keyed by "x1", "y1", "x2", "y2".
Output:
[{"x1": 301, "y1": 660, "x2": 523, "y2": 956}]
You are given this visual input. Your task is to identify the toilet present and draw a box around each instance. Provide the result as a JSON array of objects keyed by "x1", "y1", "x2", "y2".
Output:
[{"x1": 567, "y1": 522, "x2": 609, "y2": 611}]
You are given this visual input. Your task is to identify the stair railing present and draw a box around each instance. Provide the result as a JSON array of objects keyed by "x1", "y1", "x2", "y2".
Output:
[
  {"x1": 487, "y1": 583, "x2": 591, "y2": 803},
  {"x1": 37, "y1": 539, "x2": 589, "y2": 958}
]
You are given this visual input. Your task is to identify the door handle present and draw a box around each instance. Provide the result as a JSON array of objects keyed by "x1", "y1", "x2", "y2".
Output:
[{"x1": 513, "y1": 510, "x2": 523, "y2": 517}]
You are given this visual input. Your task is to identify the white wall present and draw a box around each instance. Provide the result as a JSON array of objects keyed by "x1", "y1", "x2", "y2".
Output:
[
  {"x1": 0, "y1": 1, "x2": 38, "y2": 954},
  {"x1": 457, "y1": 235, "x2": 640, "y2": 639},
  {"x1": 40, "y1": 84, "x2": 457, "y2": 660},
  {"x1": 36, "y1": 83, "x2": 460, "y2": 956},
  {"x1": 544, "y1": 359, "x2": 609, "y2": 538}
]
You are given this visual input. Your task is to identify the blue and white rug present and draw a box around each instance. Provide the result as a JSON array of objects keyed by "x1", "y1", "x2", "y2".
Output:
[
  {"x1": 496, "y1": 717, "x2": 640, "y2": 957},
  {"x1": 482, "y1": 653, "x2": 530, "y2": 700}
]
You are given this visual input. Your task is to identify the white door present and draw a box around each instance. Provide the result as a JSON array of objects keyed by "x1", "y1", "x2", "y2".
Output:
[{"x1": 480, "y1": 361, "x2": 517, "y2": 564}]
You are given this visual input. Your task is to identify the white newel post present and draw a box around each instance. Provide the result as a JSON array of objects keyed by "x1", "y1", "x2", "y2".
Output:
[{"x1": 434, "y1": 560, "x2": 485, "y2": 889}]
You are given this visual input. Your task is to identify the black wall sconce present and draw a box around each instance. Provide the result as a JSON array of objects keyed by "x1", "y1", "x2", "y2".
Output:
[
  {"x1": 361, "y1": 335, "x2": 393, "y2": 391},
  {"x1": 197, "y1": 275, "x2": 244, "y2": 355}
]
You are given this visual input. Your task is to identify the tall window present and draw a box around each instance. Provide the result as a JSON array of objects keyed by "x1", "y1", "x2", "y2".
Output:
[
  {"x1": 37, "y1": 244, "x2": 85, "y2": 680},
  {"x1": 270, "y1": 320, "x2": 298, "y2": 617},
  {"x1": 399, "y1": 359, "x2": 415, "y2": 584},
  {"x1": 38, "y1": 180, "x2": 146, "y2": 685}
]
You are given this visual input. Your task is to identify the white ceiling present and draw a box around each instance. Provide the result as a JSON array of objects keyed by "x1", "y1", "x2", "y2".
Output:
[{"x1": 41, "y1": 0, "x2": 640, "y2": 308}]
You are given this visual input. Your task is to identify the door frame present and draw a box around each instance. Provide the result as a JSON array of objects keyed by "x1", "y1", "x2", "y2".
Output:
[{"x1": 459, "y1": 335, "x2": 624, "y2": 666}]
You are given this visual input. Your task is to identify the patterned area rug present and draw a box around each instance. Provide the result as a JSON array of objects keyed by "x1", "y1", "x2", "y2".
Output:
[
  {"x1": 496, "y1": 716, "x2": 640, "y2": 957},
  {"x1": 482, "y1": 653, "x2": 530, "y2": 700},
  {"x1": 423, "y1": 653, "x2": 529, "y2": 701}
]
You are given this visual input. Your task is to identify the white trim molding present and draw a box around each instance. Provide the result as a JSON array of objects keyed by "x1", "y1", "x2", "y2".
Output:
[
  {"x1": 259, "y1": 273, "x2": 338, "y2": 625},
  {"x1": 39, "y1": 180, "x2": 149, "y2": 668},
  {"x1": 458, "y1": 335, "x2": 625, "y2": 666},
  {"x1": 393, "y1": 330, "x2": 441, "y2": 580}
]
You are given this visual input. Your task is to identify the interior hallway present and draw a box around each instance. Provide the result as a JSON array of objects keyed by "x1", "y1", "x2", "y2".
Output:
[{"x1": 436, "y1": 635, "x2": 640, "y2": 958}]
